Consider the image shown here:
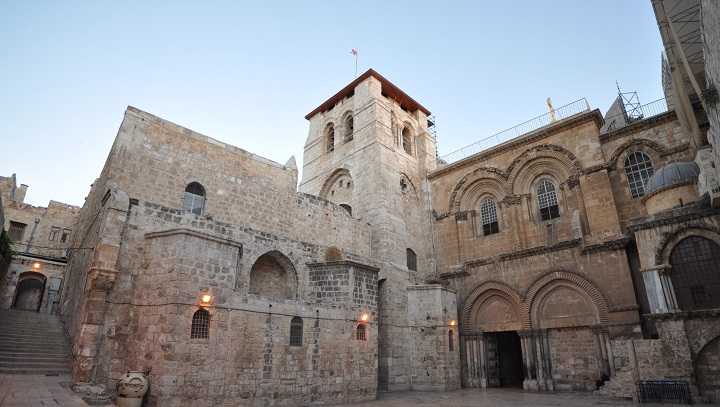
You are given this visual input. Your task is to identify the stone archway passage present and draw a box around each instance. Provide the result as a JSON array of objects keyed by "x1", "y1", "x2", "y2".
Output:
[
  {"x1": 696, "y1": 336, "x2": 720, "y2": 403},
  {"x1": 13, "y1": 272, "x2": 47, "y2": 312}
]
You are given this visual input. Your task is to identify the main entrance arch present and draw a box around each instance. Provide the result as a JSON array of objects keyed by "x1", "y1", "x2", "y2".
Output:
[
  {"x1": 12, "y1": 272, "x2": 47, "y2": 312},
  {"x1": 461, "y1": 272, "x2": 612, "y2": 392},
  {"x1": 461, "y1": 282, "x2": 524, "y2": 388}
]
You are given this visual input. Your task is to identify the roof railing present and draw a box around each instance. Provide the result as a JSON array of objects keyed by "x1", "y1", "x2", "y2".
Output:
[{"x1": 438, "y1": 98, "x2": 591, "y2": 166}]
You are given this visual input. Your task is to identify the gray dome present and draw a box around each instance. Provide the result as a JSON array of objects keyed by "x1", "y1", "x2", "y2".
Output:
[{"x1": 644, "y1": 161, "x2": 700, "y2": 196}]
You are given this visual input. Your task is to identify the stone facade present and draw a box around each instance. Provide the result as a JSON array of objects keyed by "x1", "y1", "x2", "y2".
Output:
[
  {"x1": 0, "y1": 174, "x2": 79, "y2": 314},
  {"x1": 19, "y1": 4, "x2": 717, "y2": 403},
  {"x1": 57, "y1": 101, "x2": 458, "y2": 406},
  {"x1": 701, "y1": 0, "x2": 720, "y2": 205}
]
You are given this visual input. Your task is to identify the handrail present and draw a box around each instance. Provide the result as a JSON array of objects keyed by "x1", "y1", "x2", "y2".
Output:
[{"x1": 438, "y1": 98, "x2": 590, "y2": 165}]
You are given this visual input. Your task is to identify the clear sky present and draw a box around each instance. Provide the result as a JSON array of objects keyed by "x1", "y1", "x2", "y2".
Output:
[{"x1": 1, "y1": 1, "x2": 664, "y2": 207}]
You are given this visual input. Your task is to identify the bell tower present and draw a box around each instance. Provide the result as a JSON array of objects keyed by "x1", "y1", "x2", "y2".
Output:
[{"x1": 300, "y1": 69, "x2": 458, "y2": 391}]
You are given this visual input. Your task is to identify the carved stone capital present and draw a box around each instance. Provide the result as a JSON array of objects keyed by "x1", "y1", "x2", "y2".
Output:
[{"x1": 86, "y1": 267, "x2": 119, "y2": 292}]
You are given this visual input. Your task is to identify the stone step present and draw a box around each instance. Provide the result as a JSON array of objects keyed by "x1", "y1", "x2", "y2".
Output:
[
  {"x1": 0, "y1": 366, "x2": 71, "y2": 375},
  {"x1": 0, "y1": 345, "x2": 70, "y2": 354},
  {"x1": 0, "y1": 354, "x2": 70, "y2": 362},
  {"x1": 0, "y1": 349, "x2": 70, "y2": 358},
  {"x1": 0, "y1": 359, "x2": 71, "y2": 369},
  {"x1": 0, "y1": 333, "x2": 68, "y2": 341},
  {"x1": 0, "y1": 340, "x2": 70, "y2": 348}
]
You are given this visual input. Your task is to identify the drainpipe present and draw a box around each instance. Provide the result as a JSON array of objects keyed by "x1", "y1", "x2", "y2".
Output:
[{"x1": 25, "y1": 217, "x2": 40, "y2": 253}]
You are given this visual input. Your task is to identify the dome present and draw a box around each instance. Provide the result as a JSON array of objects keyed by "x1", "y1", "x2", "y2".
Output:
[{"x1": 644, "y1": 161, "x2": 700, "y2": 196}]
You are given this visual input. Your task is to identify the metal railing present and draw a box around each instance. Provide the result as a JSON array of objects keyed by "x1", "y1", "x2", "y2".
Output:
[
  {"x1": 637, "y1": 380, "x2": 691, "y2": 404},
  {"x1": 602, "y1": 98, "x2": 669, "y2": 133},
  {"x1": 438, "y1": 98, "x2": 591, "y2": 166}
]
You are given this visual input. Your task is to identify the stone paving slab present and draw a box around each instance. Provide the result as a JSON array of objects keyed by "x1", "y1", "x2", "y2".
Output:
[
  {"x1": 0, "y1": 374, "x2": 91, "y2": 407},
  {"x1": 330, "y1": 388, "x2": 720, "y2": 407}
]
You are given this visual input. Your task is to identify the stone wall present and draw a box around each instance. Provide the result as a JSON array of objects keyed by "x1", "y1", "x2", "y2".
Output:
[
  {"x1": 298, "y1": 73, "x2": 442, "y2": 392},
  {"x1": 702, "y1": 0, "x2": 720, "y2": 199},
  {"x1": 406, "y1": 285, "x2": 460, "y2": 391},
  {"x1": 91, "y1": 200, "x2": 379, "y2": 406},
  {"x1": 599, "y1": 113, "x2": 693, "y2": 229},
  {"x1": 0, "y1": 176, "x2": 80, "y2": 313},
  {"x1": 429, "y1": 109, "x2": 644, "y2": 392}
]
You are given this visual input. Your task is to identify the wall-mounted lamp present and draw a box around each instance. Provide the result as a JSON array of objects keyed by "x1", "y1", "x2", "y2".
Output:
[
  {"x1": 200, "y1": 294, "x2": 212, "y2": 307},
  {"x1": 32, "y1": 262, "x2": 41, "y2": 270},
  {"x1": 360, "y1": 313, "x2": 369, "y2": 322},
  {"x1": 449, "y1": 320, "x2": 457, "y2": 327}
]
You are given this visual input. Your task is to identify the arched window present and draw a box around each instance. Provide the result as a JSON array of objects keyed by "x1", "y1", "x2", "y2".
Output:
[
  {"x1": 344, "y1": 113, "x2": 354, "y2": 142},
  {"x1": 624, "y1": 151, "x2": 654, "y2": 198},
  {"x1": 670, "y1": 236, "x2": 720, "y2": 310},
  {"x1": 183, "y1": 182, "x2": 206, "y2": 215},
  {"x1": 402, "y1": 126, "x2": 413, "y2": 155},
  {"x1": 448, "y1": 329, "x2": 454, "y2": 351},
  {"x1": 326, "y1": 124, "x2": 335, "y2": 152},
  {"x1": 479, "y1": 198, "x2": 499, "y2": 236},
  {"x1": 290, "y1": 317, "x2": 303, "y2": 346},
  {"x1": 356, "y1": 323, "x2": 367, "y2": 341},
  {"x1": 191, "y1": 309, "x2": 209, "y2": 339},
  {"x1": 536, "y1": 179, "x2": 560, "y2": 221},
  {"x1": 339, "y1": 204, "x2": 352, "y2": 216},
  {"x1": 406, "y1": 248, "x2": 417, "y2": 271}
]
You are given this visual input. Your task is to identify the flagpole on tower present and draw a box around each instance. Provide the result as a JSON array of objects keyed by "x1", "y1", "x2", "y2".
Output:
[{"x1": 351, "y1": 48, "x2": 358, "y2": 77}]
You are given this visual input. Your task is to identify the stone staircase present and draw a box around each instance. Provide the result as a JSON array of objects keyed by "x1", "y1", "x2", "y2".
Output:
[
  {"x1": 0, "y1": 309, "x2": 72, "y2": 375},
  {"x1": 595, "y1": 369, "x2": 636, "y2": 400}
]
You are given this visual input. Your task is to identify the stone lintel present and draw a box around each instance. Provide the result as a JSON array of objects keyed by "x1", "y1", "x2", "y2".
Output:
[{"x1": 144, "y1": 227, "x2": 243, "y2": 249}]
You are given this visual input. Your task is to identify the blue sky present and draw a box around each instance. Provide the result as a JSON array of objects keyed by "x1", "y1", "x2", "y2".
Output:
[{"x1": 1, "y1": 1, "x2": 664, "y2": 207}]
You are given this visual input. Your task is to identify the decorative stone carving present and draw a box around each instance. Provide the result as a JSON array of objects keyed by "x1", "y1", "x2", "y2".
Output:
[{"x1": 116, "y1": 371, "x2": 149, "y2": 407}]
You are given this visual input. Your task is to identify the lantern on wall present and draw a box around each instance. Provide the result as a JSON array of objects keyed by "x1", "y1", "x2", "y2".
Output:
[{"x1": 199, "y1": 293, "x2": 213, "y2": 307}]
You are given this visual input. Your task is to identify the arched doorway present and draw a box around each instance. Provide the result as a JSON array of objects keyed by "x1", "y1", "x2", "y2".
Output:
[
  {"x1": 462, "y1": 283, "x2": 524, "y2": 388},
  {"x1": 669, "y1": 236, "x2": 720, "y2": 310},
  {"x1": 696, "y1": 336, "x2": 720, "y2": 402},
  {"x1": 12, "y1": 272, "x2": 47, "y2": 312}
]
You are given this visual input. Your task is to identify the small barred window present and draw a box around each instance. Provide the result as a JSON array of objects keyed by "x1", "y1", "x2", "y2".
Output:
[
  {"x1": 183, "y1": 182, "x2": 206, "y2": 215},
  {"x1": 480, "y1": 198, "x2": 499, "y2": 235},
  {"x1": 537, "y1": 179, "x2": 560, "y2": 221},
  {"x1": 326, "y1": 124, "x2": 335, "y2": 152},
  {"x1": 402, "y1": 127, "x2": 413, "y2": 155},
  {"x1": 190, "y1": 309, "x2": 209, "y2": 339},
  {"x1": 290, "y1": 317, "x2": 303, "y2": 346},
  {"x1": 406, "y1": 248, "x2": 417, "y2": 271},
  {"x1": 344, "y1": 114, "x2": 354, "y2": 142},
  {"x1": 356, "y1": 323, "x2": 367, "y2": 341},
  {"x1": 623, "y1": 151, "x2": 654, "y2": 198}
]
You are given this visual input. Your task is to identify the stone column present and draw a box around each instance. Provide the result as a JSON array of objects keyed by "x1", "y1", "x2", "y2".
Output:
[
  {"x1": 461, "y1": 335, "x2": 481, "y2": 388},
  {"x1": 519, "y1": 330, "x2": 538, "y2": 391},
  {"x1": 658, "y1": 266, "x2": 680, "y2": 311},
  {"x1": 592, "y1": 325, "x2": 611, "y2": 378},
  {"x1": 641, "y1": 265, "x2": 679, "y2": 313},
  {"x1": 477, "y1": 333, "x2": 489, "y2": 388},
  {"x1": 532, "y1": 329, "x2": 554, "y2": 391}
]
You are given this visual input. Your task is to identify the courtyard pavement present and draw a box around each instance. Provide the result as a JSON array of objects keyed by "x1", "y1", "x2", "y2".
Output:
[
  {"x1": 0, "y1": 374, "x2": 92, "y2": 407},
  {"x1": 331, "y1": 388, "x2": 718, "y2": 407},
  {"x1": 1, "y1": 375, "x2": 716, "y2": 407}
]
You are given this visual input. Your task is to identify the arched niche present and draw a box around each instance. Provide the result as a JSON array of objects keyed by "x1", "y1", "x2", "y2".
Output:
[
  {"x1": 249, "y1": 251, "x2": 298, "y2": 300},
  {"x1": 319, "y1": 168, "x2": 353, "y2": 207}
]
